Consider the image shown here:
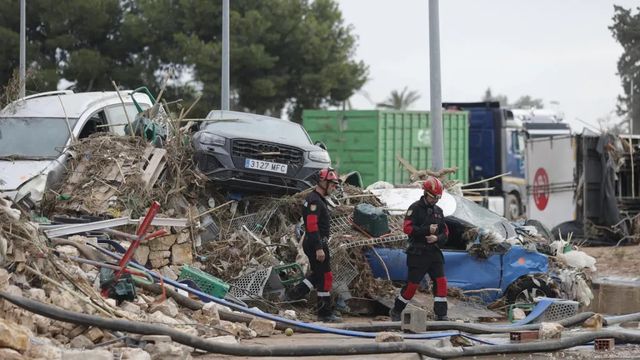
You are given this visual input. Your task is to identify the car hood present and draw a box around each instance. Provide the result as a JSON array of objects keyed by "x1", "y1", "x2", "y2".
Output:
[
  {"x1": 0, "y1": 160, "x2": 51, "y2": 191},
  {"x1": 199, "y1": 125, "x2": 320, "y2": 151}
]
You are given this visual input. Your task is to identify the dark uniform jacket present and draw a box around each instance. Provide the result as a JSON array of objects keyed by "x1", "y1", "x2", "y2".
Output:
[
  {"x1": 303, "y1": 190, "x2": 331, "y2": 251},
  {"x1": 403, "y1": 196, "x2": 448, "y2": 254}
]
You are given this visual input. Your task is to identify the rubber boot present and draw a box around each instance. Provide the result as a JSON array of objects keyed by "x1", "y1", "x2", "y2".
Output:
[
  {"x1": 389, "y1": 297, "x2": 408, "y2": 322},
  {"x1": 434, "y1": 300, "x2": 448, "y2": 321},
  {"x1": 317, "y1": 296, "x2": 342, "y2": 323}
]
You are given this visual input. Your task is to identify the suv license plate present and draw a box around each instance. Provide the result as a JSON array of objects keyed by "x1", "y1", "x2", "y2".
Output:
[{"x1": 244, "y1": 158, "x2": 288, "y2": 174}]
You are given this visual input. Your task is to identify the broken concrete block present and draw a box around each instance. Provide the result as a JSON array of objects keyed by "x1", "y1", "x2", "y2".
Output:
[
  {"x1": 375, "y1": 332, "x2": 404, "y2": 343},
  {"x1": 120, "y1": 348, "x2": 152, "y2": 360},
  {"x1": 206, "y1": 335, "x2": 237, "y2": 344},
  {"x1": 67, "y1": 325, "x2": 88, "y2": 340},
  {"x1": 149, "y1": 298, "x2": 179, "y2": 318},
  {"x1": 0, "y1": 268, "x2": 10, "y2": 290},
  {"x1": 249, "y1": 318, "x2": 275, "y2": 337},
  {"x1": 281, "y1": 310, "x2": 297, "y2": 320},
  {"x1": 0, "y1": 318, "x2": 30, "y2": 352},
  {"x1": 54, "y1": 334, "x2": 69, "y2": 344},
  {"x1": 149, "y1": 251, "x2": 171, "y2": 268},
  {"x1": 120, "y1": 301, "x2": 141, "y2": 314},
  {"x1": 69, "y1": 334, "x2": 94, "y2": 348},
  {"x1": 159, "y1": 266, "x2": 178, "y2": 281},
  {"x1": 33, "y1": 315, "x2": 51, "y2": 335},
  {"x1": 26, "y1": 342, "x2": 61, "y2": 360},
  {"x1": 1, "y1": 285, "x2": 22, "y2": 313},
  {"x1": 84, "y1": 327, "x2": 104, "y2": 343},
  {"x1": 176, "y1": 231, "x2": 190, "y2": 244},
  {"x1": 149, "y1": 311, "x2": 180, "y2": 325},
  {"x1": 144, "y1": 342, "x2": 192, "y2": 360},
  {"x1": 170, "y1": 243, "x2": 193, "y2": 265},
  {"x1": 220, "y1": 321, "x2": 256, "y2": 339},
  {"x1": 50, "y1": 291, "x2": 83, "y2": 313},
  {"x1": 0, "y1": 348, "x2": 24, "y2": 360},
  {"x1": 54, "y1": 245, "x2": 79, "y2": 257},
  {"x1": 134, "y1": 245, "x2": 150, "y2": 265},
  {"x1": 149, "y1": 235, "x2": 177, "y2": 251},
  {"x1": 201, "y1": 303, "x2": 220, "y2": 325},
  {"x1": 539, "y1": 322, "x2": 564, "y2": 340},
  {"x1": 27, "y1": 288, "x2": 46, "y2": 303},
  {"x1": 512, "y1": 308, "x2": 526, "y2": 321},
  {"x1": 583, "y1": 313, "x2": 604, "y2": 330},
  {"x1": 62, "y1": 349, "x2": 112, "y2": 360}
]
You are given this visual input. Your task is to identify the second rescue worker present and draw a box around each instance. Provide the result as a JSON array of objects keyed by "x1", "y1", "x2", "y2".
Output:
[
  {"x1": 389, "y1": 176, "x2": 450, "y2": 321},
  {"x1": 286, "y1": 167, "x2": 342, "y2": 322}
]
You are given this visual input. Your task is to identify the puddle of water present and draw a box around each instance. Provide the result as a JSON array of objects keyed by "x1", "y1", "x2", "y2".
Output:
[{"x1": 587, "y1": 279, "x2": 640, "y2": 315}]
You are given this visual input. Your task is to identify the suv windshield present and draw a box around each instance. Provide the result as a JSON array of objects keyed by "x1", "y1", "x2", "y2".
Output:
[
  {"x1": 205, "y1": 118, "x2": 312, "y2": 145},
  {"x1": 0, "y1": 117, "x2": 78, "y2": 158}
]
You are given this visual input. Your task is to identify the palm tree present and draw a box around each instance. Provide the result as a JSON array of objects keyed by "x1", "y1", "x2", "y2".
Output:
[{"x1": 377, "y1": 87, "x2": 421, "y2": 110}]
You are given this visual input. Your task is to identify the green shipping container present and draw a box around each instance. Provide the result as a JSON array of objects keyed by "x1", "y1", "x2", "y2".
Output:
[{"x1": 302, "y1": 110, "x2": 468, "y2": 187}]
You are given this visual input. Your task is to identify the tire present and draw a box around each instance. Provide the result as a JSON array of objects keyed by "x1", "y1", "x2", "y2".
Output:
[
  {"x1": 505, "y1": 193, "x2": 521, "y2": 220},
  {"x1": 505, "y1": 275, "x2": 558, "y2": 305}
]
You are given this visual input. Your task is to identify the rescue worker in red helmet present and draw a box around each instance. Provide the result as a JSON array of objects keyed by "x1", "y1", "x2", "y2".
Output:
[
  {"x1": 286, "y1": 167, "x2": 342, "y2": 322},
  {"x1": 389, "y1": 176, "x2": 449, "y2": 321}
]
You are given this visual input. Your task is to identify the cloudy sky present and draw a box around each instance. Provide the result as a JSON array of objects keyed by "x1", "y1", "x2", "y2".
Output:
[{"x1": 336, "y1": 0, "x2": 637, "y2": 132}]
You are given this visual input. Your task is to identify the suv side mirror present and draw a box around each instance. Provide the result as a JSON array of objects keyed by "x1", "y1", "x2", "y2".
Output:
[{"x1": 314, "y1": 141, "x2": 327, "y2": 150}]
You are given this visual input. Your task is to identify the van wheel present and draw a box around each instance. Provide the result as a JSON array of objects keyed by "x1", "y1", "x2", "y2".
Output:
[{"x1": 505, "y1": 193, "x2": 521, "y2": 220}]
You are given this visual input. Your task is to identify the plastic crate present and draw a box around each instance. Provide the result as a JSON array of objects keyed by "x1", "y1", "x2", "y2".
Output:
[
  {"x1": 179, "y1": 266, "x2": 230, "y2": 299},
  {"x1": 273, "y1": 263, "x2": 304, "y2": 286},
  {"x1": 536, "y1": 299, "x2": 579, "y2": 322}
]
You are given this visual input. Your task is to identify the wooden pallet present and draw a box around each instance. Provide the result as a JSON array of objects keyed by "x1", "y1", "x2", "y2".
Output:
[{"x1": 141, "y1": 147, "x2": 167, "y2": 190}]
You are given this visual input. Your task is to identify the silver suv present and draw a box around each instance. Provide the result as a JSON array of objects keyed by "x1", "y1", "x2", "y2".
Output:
[{"x1": 0, "y1": 90, "x2": 153, "y2": 207}]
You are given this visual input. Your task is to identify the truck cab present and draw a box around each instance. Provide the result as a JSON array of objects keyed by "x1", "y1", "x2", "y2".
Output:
[{"x1": 442, "y1": 102, "x2": 570, "y2": 219}]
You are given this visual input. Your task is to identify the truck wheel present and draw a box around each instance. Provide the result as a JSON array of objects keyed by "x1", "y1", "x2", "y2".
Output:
[
  {"x1": 505, "y1": 193, "x2": 521, "y2": 220},
  {"x1": 506, "y1": 275, "x2": 558, "y2": 304}
]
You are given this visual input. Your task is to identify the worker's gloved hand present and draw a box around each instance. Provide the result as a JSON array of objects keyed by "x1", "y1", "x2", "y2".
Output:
[
  {"x1": 430, "y1": 224, "x2": 438, "y2": 234},
  {"x1": 426, "y1": 235, "x2": 438, "y2": 244},
  {"x1": 316, "y1": 248, "x2": 326, "y2": 262}
]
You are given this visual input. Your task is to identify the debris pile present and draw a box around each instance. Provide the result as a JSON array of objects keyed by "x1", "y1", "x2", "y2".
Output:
[{"x1": 0, "y1": 92, "x2": 604, "y2": 358}]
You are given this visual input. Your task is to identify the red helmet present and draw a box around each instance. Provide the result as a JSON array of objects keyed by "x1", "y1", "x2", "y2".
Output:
[
  {"x1": 319, "y1": 167, "x2": 339, "y2": 184},
  {"x1": 423, "y1": 176, "x2": 443, "y2": 196}
]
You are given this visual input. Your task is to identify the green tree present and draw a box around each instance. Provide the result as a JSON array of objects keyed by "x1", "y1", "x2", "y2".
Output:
[
  {"x1": 482, "y1": 87, "x2": 509, "y2": 107},
  {"x1": 481, "y1": 87, "x2": 543, "y2": 109},
  {"x1": 512, "y1": 95, "x2": 544, "y2": 109},
  {"x1": 610, "y1": 5, "x2": 640, "y2": 134},
  {"x1": 0, "y1": 0, "x2": 367, "y2": 122},
  {"x1": 0, "y1": 0, "x2": 147, "y2": 94},
  {"x1": 377, "y1": 87, "x2": 421, "y2": 110}
]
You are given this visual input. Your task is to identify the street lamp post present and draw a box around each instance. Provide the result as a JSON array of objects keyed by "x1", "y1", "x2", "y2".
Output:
[
  {"x1": 221, "y1": 0, "x2": 230, "y2": 111},
  {"x1": 19, "y1": 0, "x2": 26, "y2": 98},
  {"x1": 429, "y1": 0, "x2": 444, "y2": 171}
]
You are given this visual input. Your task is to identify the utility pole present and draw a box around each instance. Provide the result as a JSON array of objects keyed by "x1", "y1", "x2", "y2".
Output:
[
  {"x1": 630, "y1": 76, "x2": 635, "y2": 197},
  {"x1": 19, "y1": 0, "x2": 26, "y2": 98},
  {"x1": 429, "y1": 0, "x2": 444, "y2": 170},
  {"x1": 221, "y1": 0, "x2": 230, "y2": 110}
]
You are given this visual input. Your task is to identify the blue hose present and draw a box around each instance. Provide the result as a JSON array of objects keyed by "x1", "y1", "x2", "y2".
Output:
[{"x1": 91, "y1": 244, "x2": 494, "y2": 343}]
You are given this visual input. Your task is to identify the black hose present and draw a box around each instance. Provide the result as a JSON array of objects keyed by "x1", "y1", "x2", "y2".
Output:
[
  {"x1": 0, "y1": 291, "x2": 451, "y2": 357},
  {"x1": 4, "y1": 291, "x2": 640, "y2": 358},
  {"x1": 420, "y1": 312, "x2": 597, "y2": 334},
  {"x1": 605, "y1": 312, "x2": 640, "y2": 326}
]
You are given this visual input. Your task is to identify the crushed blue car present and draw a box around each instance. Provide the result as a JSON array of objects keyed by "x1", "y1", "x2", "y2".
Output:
[
  {"x1": 366, "y1": 245, "x2": 555, "y2": 303},
  {"x1": 363, "y1": 189, "x2": 562, "y2": 304}
]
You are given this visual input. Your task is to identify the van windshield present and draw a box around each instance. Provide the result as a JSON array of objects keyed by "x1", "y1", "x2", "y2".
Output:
[{"x1": 0, "y1": 117, "x2": 78, "y2": 159}]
